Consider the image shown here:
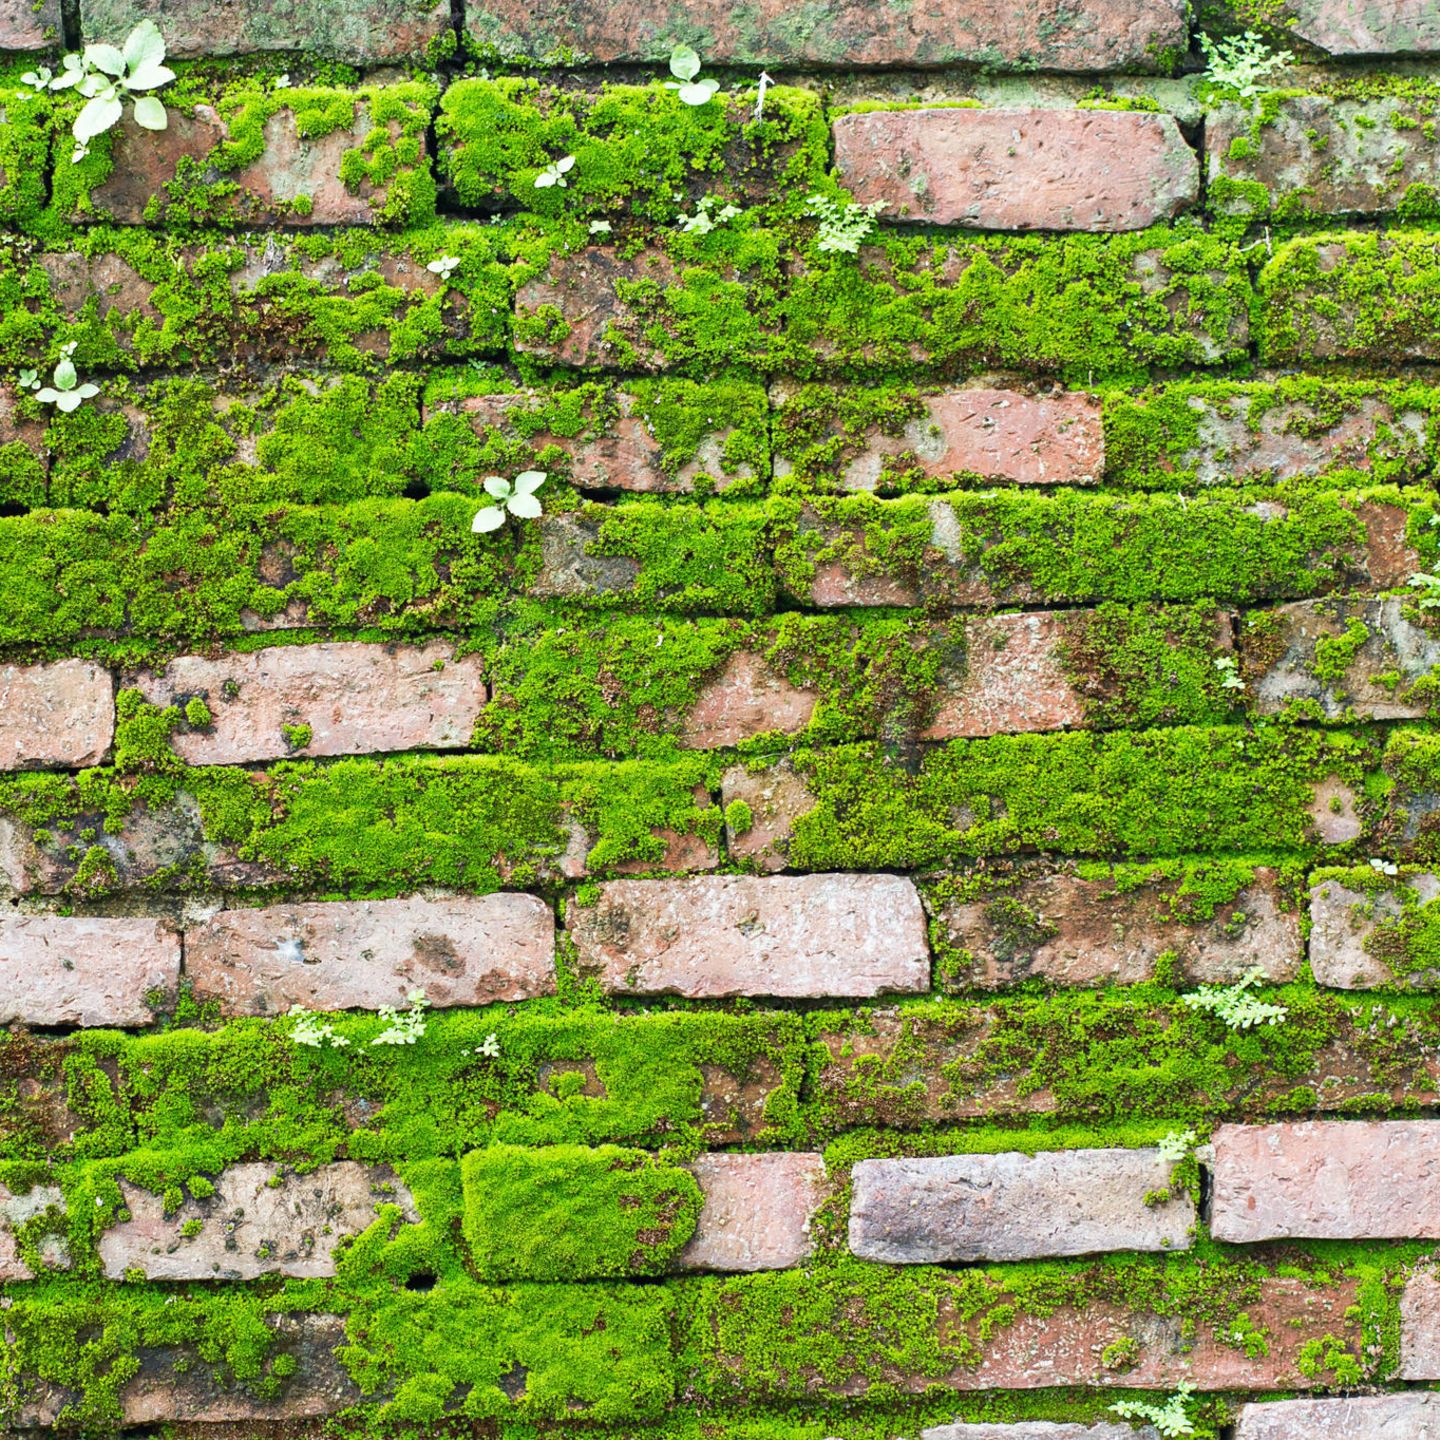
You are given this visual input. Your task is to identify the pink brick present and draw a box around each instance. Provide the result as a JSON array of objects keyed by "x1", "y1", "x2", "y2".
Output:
[
  {"x1": 86, "y1": 102, "x2": 428, "y2": 226},
  {"x1": 0, "y1": 659, "x2": 113, "y2": 770},
  {"x1": 568, "y1": 873, "x2": 929, "y2": 999},
  {"x1": 1236, "y1": 1395, "x2": 1440, "y2": 1439},
  {"x1": 720, "y1": 760, "x2": 817, "y2": 874},
  {"x1": 136, "y1": 641, "x2": 486, "y2": 765},
  {"x1": 1400, "y1": 1267, "x2": 1440, "y2": 1379},
  {"x1": 0, "y1": 1182, "x2": 66, "y2": 1280},
  {"x1": 1211, "y1": 1121, "x2": 1440, "y2": 1241},
  {"x1": 0, "y1": 0, "x2": 59, "y2": 47},
  {"x1": 681, "y1": 651, "x2": 818, "y2": 748},
  {"x1": 81, "y1": 0, "x2": 451, "y2": 62},
  {"x1": 934, "y1": 862, "x2": 1301, "y2": 987},
  {"x1": 680, "y1": 1153, "x2": 826, "y2": 1272},
  {"x1": 185, "y1": 893, "x2": 555, "y2": 1015},
  {"x1": 924, "y1": 1425, "x2": 1166, "y2": 1439},
  {"x1": 100, "y1": 1163, "x2": 416, "y2": 1280},
  {"x1": 1288, "y1": 0, "x2": 1440, "y2": 55},
  {"x1": 437, "y1": 389, "x2": 758, "y2": 494},
  {"x1": 0, "y1": 915, "x2": 178, "y2": 1027},
  {"x1": 466, "y1": 0, "x2": 1187, "y2": 70},
  {"x1": 834, "y1": 108, "x2": 1197, "y2": 231},
  {"x1": 850, "y1": 1149, "x2": 1194, "y2": 1263},
  {"x1": 922, "y1": 612, "x2": 1086, "y2": 739},
  {"x1": 794, "y1": 387, "x2": 1105, "y2": 491}
]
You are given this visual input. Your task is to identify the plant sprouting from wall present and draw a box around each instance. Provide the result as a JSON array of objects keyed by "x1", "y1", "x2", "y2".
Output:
[
  {"x1": 679, "y1": 196, "x2": 741, "y2": 234},
  {"x1": 472, "y1": 471, "x2": 546, "y2": 533},
  {"x1": 26, "y1": 343, "x2": 100, "y2": 412},
  {"x1": 1200, "y1": 31, "x2": 1292, "y2": 99},
  {"x1": 45, "y1": 20, "x2": 175, "y2": 163},
  {"x1": 1112, "y1": 1383, "x2": 1197, "y2": 1437},
  {"x1": 1181, "y1": 966, "x2": 1288, "y2": 1030},
  {"x1": 1156, "y1": 1128, "x2": 1197, "y2": 1165},
  {"x1": 372, "y1": 990, "x2": 432, "y2": 1046},
  {"x1": 804, "y1": 193, "x2": 887, "y2": 254},
  {"x1": 1409, "y1": 571, "x2": 1440, "y2": 609},
  {"x1": 666, "y1": 45, "x2": 720, "y2": 106},
  {"x1": 535, "y1": 155, "x2": 575, "y2": 189},
  {"x1": 287, "y1": 1005, "x2": 352, "y2": 1050}
]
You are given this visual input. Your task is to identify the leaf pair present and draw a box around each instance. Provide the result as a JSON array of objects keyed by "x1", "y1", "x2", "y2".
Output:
[
  {"x1": 48, "y1": 20, "x2": 174, "y2": 159},
  {"x1": 666, "y1": 44, "x2": 720, "y2": 106},
  {"x1": 472, "y1": 471, "x2": 546, "y2": 533}
]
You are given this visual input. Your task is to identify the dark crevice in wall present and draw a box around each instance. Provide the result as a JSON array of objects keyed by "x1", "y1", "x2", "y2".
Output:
[{"x1": 58, "y1": 0, "x2": 81, "y2": 52}]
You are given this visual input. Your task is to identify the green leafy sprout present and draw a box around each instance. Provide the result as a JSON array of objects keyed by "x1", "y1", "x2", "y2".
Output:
[
  {"x1": 804, "y1": 193, "x2": 888, "y2": 254},
  {"x1": 1181, "y1": 966, "x2": 1288, "y2": 1030},
  {"x1": 666, "y1": 44, "x2": 720, "y2": 106},
  {"x1": 473, "y1": 470, "x2": 546, "y2": 533},
  {"x1": 1200, "y1": 30, "x2": 1293, "y2": 99},
  {"x1": 45, "y1": 19, "x2": 175, "y2": 163},
  {"x1": 1112, "y1": 1383, "x2": 1197, "y2": 1437}
]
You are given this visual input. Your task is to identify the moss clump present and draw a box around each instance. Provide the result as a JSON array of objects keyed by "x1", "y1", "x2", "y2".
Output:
[
  {"x1": 0, "y1": 70, "x2": 52, "y2": 229},
  {"x1": 461, "y1": 1143, "x2": 703, "y2": 1280}
]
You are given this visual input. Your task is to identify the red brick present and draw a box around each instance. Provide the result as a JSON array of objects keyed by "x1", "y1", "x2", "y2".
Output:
[
  {"x1": 185, "y1": 893, "x2": 555, "y2": 1015},
  {"x1": 932, "y1": 862, "x2": 1302, "y2": 988},
  {"x1": 1150, "y1": 388, "x2": 1429, "y2": 487},
  {"x1": 680, "y1": 1153, "x2": 826, "y2": 1271},
  {"x1": 775, "y1": 385, "x2": 1104, "y2": 491},
  {"x1": 0, "y1": 659, "x2": 113, "y2": 770},
  {"x1": 1285, "y1": 0, "x2": 1440, "y2": 56},
  {"x1": 720, "y1": 760, "x2": 817, "y2": 873},
  {"x1": 681, "y1": 651, "x2": 818, "y2": 748},
  {"x1": 568, "y1": 873, "x2": 929, "y2": 999},
  {"x1": 1309, "y1": 872, "x2": 1440, "y2": 990},
  {"x1": 850, "y1": 1149, "x2": 1194, "y2": 1263},
  {"x1": 100, "y1": 1163, "x2": 416, "y2": 1280},
  {"x1": 1236, "y1": 1395, "x2": 1440, "y2": 1439},
  {"x1": 834, "y1": 108, "x2": 1197, "y2": 231},
  {"x1": 1246, "y1": 597, "x2": 1440, "y2": 720},
  {"x1": 135, "y1": 641, "x2": 486, "y2": 765},
  {"x1": 433, "y1": 389, "x2": 760, "y2": 494},
  {"x1": 0, "y1": 915, "x2": 178, "y2": 1027},
  {"x1": 80, "y1": 0, "x2": 451, "y2": 62},
  {"x1": 1306, "y1": 775, "x2": 1364, "y2": 844},
  {"x1": 1400, "y1": 1267, "x2": 1440, "y2": 1379},
  {"x1": 0, "y1": 0, "x2": 59, "y2": 47},
  {"x1": 1211, "y1": 1121, "x2": 1440, "y2": 1241},
  {"x1": 466, "y1": 0, "x2": 1188, "y2": 70},
  {"x1": 86, "y1": 101, "x2": 428, "y2": 226}
]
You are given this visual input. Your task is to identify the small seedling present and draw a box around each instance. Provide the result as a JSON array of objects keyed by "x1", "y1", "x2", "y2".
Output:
[
  {"x1": 679, "y1": 195, "x2": 741, "y2": 234},
  {"x1": 804, "y1": 193, "x2": 887, "y2": 254},
  {"x1": 1156, "y1": 1128, "x2": 1197, "y2": 1165},
  {"x1": 1112, "y1": 1383, "x2": 1197, "y2": 1437},
  {"x1": 372, "y1": 990, "x2": 431, "y2": 1046},
  {"x1": 460, "y1": 1034, "x2": 501, "y2": 1059},
  {"x1": 33, "y1": 343, "x2": 100, "y2": 413},
  {"x1": 1214, "y1": 655, "x2": 1245, "y2": 691},
  {"x1": 589, "y1": 220, "x2": 613, "y2": 235},
  {"x1": 535, "y1": 154, "x2": 575, "y2": 189},
  {"x1": 472, "y1": 470, "x2": 546, "y2": 533},
  {"x1": 287, "y1": 1004, "x2": 351, "y2": 1050},
  {"x1": 49, "y1": 20, "x2": 175, "y2": 162},
  {"x1": 1370, "y1": 857, "x2": 1399, "y2": 877},
  {"x1": 1200, "y1": 31, "x2": 1292, "y2": 99},
  {"x1": 20, "y1": 66, "x2": 52, "y2": 91},
  {"x1": 426, "y1": 255, "x2": 461, "y2": 279},
  {"x1": 1409, "y1": 572, "x2": 1440, "y2": 608},
  {"x1": 16, "y1": 369, "x2": 38, "y2": 391},
  {"x1": 1182, "y1": 966, "x2": 1288, "y2": 1030},
  {"x1": 666, "y1": 44, "x2": 719, "y2": 106}
]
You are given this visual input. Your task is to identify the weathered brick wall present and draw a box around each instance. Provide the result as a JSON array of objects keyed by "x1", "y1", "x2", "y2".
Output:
[{"x1": 2, "y1": 2, "x2": 1440, "y2": 1438}]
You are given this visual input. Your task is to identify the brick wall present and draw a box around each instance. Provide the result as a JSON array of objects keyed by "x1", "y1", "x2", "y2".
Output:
[{"x1": 2, "y1": 2, "x2": 1440, "y2": 1437}]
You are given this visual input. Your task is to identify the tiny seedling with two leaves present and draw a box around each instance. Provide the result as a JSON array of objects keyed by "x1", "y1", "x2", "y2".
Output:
[
  {"x1": 473, "y1": 471, "x2": 547, "y2": 533},
  {"x1": 20, "y1": 343, "x2": 100, "y2": 413},
  {"x1": 666, "y1": 44, "x2": 720, "y2": 106}
]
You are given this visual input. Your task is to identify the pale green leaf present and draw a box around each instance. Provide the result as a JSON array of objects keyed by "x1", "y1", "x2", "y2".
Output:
[
  {"x1": 84, "y1": 42, "x2": 125, "y2": 76},
  {"x1": 122, "y1": 19, "x2": 166, "y2": 72},
  {"x1": 471, "y1": 506, "x2": 505, "y2": 533},
  {"x1": 131, "y1": 94, "x2": 167, "y2": 130},
  {"x1": 668, "y1": 43, "x2": 701, "y2": 80},
  {"x1": 74, "y1": 92, "x2": 123, "y2": 143}
]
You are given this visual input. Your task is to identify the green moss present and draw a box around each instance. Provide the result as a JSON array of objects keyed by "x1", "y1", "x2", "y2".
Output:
[
  {"x1": 462, "y1": 1143, "x2": 703, "y2": 1280},
  {"x1": 0, "y1": 69, "x2": 52, "y2": 229}
]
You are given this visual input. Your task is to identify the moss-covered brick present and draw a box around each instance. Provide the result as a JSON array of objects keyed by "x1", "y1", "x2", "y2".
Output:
[
  {"x1": 0, "y1": 751, "x2": 724, "y2": 895},
  {"x1": 763, "y1": 724, "x2": 1374, "y2": 870},
  {"x1": 773, "y1": 486, "x2": 1428, "y2": 609},
  {"x1": 0, "y1": 71, "x2": 52, "y2": 230},
  {"x1": 0, "y1": 225, "x2": 510, "y2": 374},
  {"x1": 513, "y1": 223, "x2": 1252, "y2": 381},
  {"x1": 436, "y1": 78, "x2": 827, "y2": 224},
  {"x1": 1103, "y1": 377, "x2": 1440, "y2": 490},
  {"x1": 50, "y1": 79, "x2": 437, "y2": 229},
  {"x1": 1259, "y1": 231, "x2": 1440, "y2": 363},
  {"x1": 1207, "y1": 91, "x2": 1440, "y2": 229},
  {"x1": 462, "y1": 1143, "x2": 703, "y2": 1280},
  {"x1": 419, "y1": 371, "x2": 770, "y2": 497}
]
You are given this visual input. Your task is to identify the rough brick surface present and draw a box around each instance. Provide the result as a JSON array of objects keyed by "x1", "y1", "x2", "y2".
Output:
[
  {"x1": 568, "y1": 874, "x2": 929, "y2": 999},
  {"x1": 721, "y1": 761, "x2": 817, "y2": 873},
  {"x1": 681, "y1": 651, "x2": 818, "y2": 748},
  {"x1": 1236, "y1": 1395, "x2": 1440, "y2": 1439},
  {"x1": 0, "y1": 659, "x2": 113, "y2": 770},
  {"x1": 1400, "y1": 1268, "x2": 1440, "y2": 1379},
  {"x1": 99, "y1": 1163, "x2": 417, "y2": 1280},
  {"x1": 775, "y1": 386, "x2": 1104, "y2": 491},
  {"x1": 1246, "y1": 598, "x2": 1440, "y2": 720},
  {"x1": 0, "y1": 1183, "x2": 67, "y2": 1280},
  {"x1": 0, "y1": 0, "x2": 59, "y2": 48},
  {"x1": 680, "y1": 1153, "x2": 826, "y2": 1272},
  {"x1": 466, "y1": 0, "x2": 1188, "y2": 69},
  {"x1": 87, "y1": 105, "x2": 423, "y2": 227},
  {"x1": 0, "y1": 915, "x2": 179, "y2": 1027},
  {"x1": 185, "y1": 894, "x2": 556, "y2": 1015},
  {"x1": 80, "y1": 0, "x2": 451, "y2": 61},
  {"x1": 924, "y1": 1427, "x2": 1159, "y2": 1440},
  {"x1": 1211, "y1": 1121, "x2": 1440, "y2": 1241},
  {"x1": 137, "y1": 642, "x2": 486, "y2": 764},
  {"x1": 1209, "y1": 95, "x2": 1440, "y2": 220},
  {"x1": 849, "y1": 1149, "x2": 1193, "y2": 1263},
  {"x1": 834, "y1": 108, "x2": 1197, "y2": 231},
  {"x1": 933, "y1": 863, "x2": 1301, "y2": 987},
  {"x1": 1309, "y1": 872, "x2": 1439, "y2": 989},
  {"x1": 1287, "y1": 0, "x2": 1440, "y2": 55}
]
